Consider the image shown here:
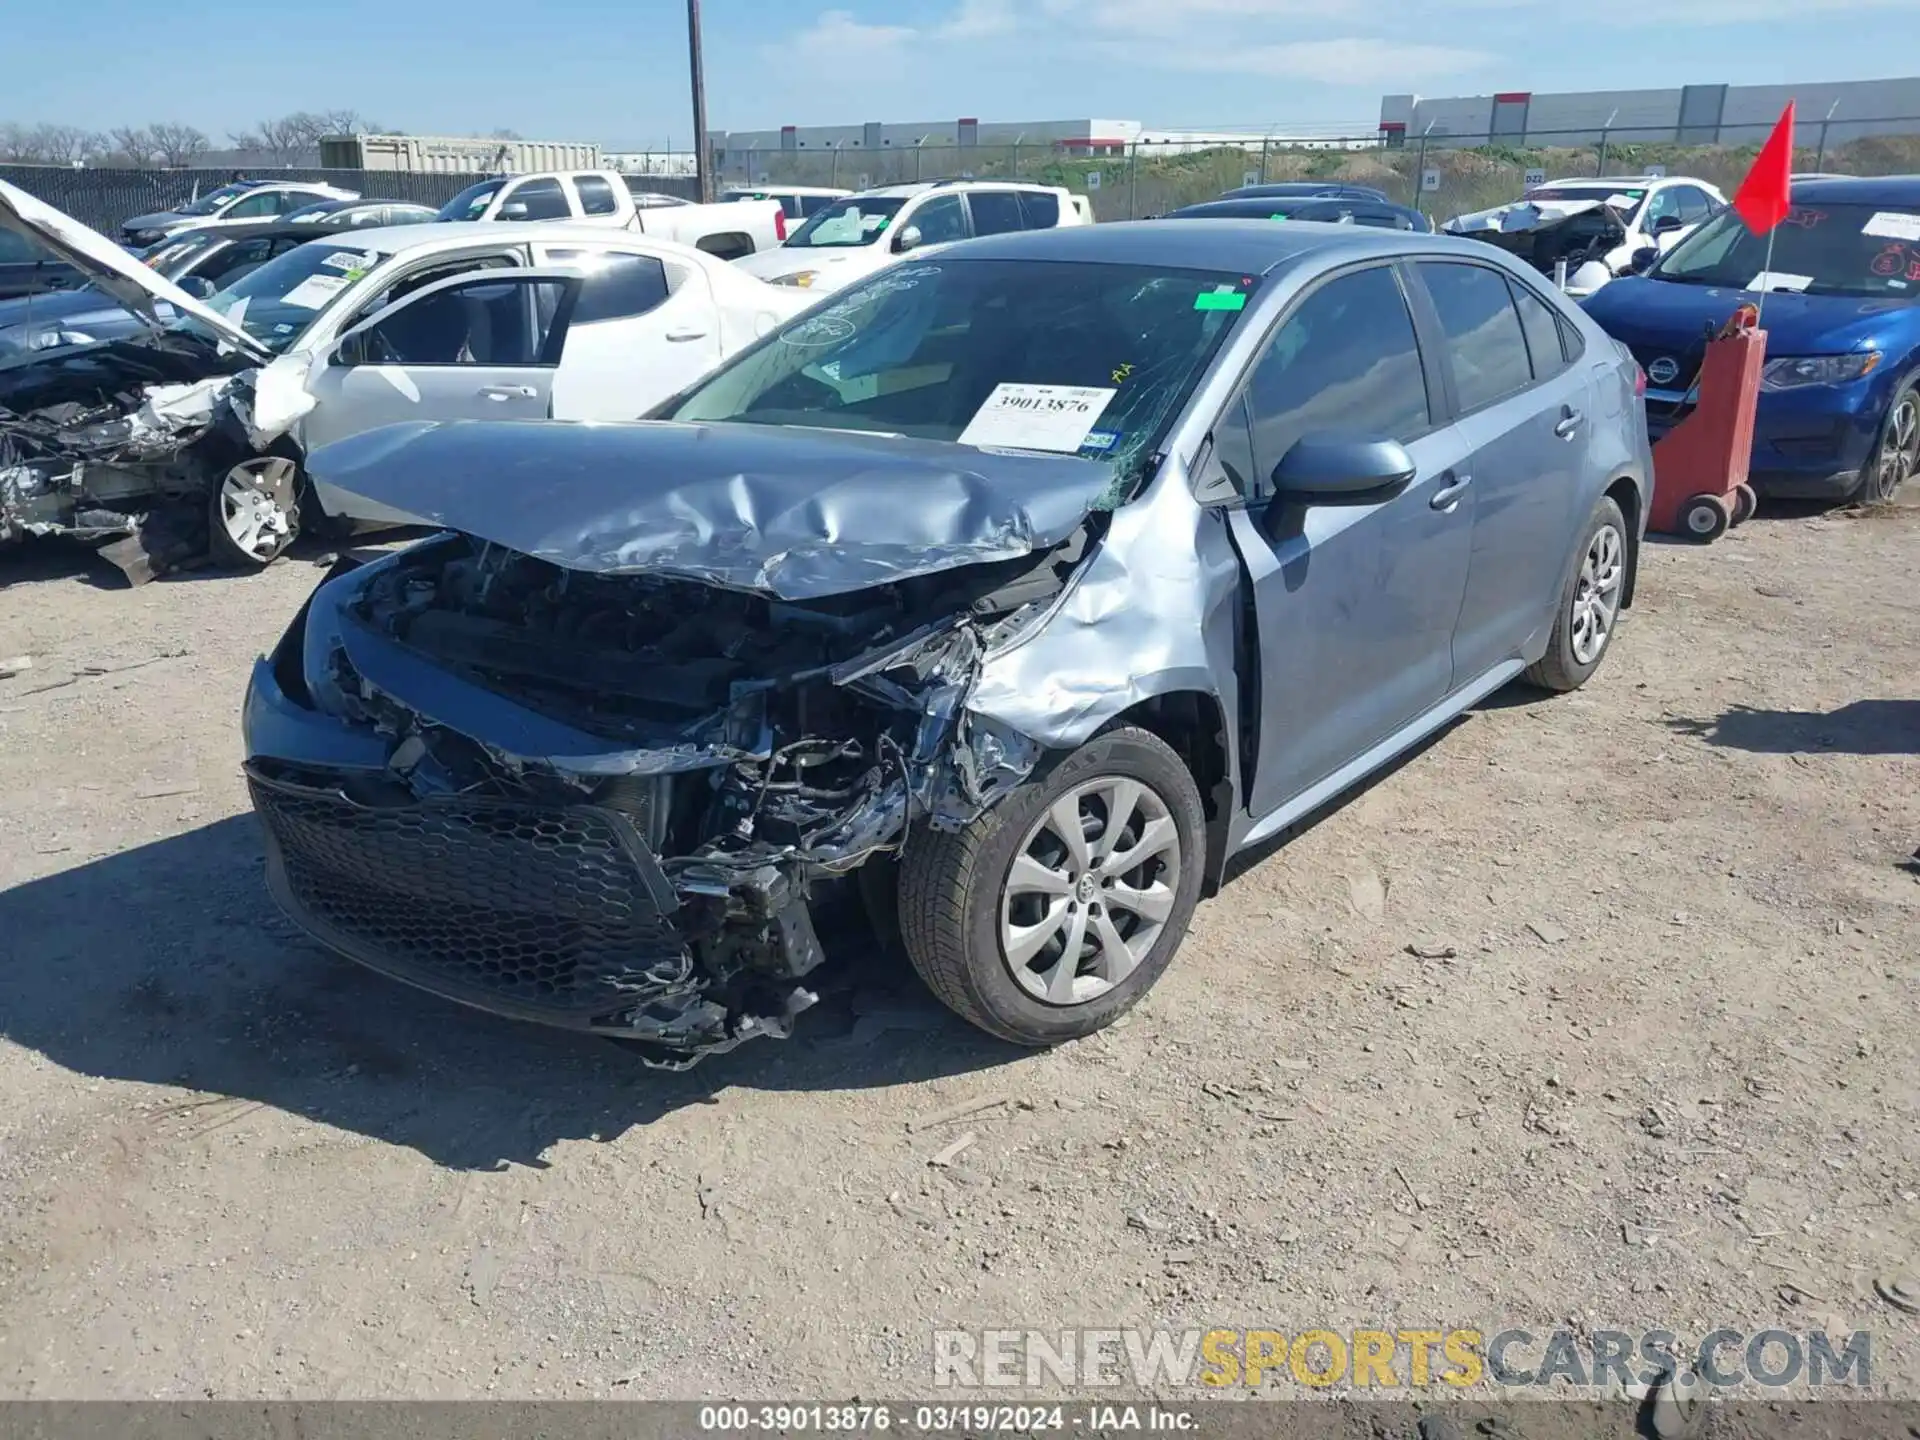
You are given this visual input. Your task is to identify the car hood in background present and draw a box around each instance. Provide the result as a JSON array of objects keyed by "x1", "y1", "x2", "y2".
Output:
[
  {"x1": 307, "y1": 418, "x2": 1119, "y2": 600},
  {"x1": 120, "y1": 210, "x2": 192, "y2": 234},
  {"x1": 0, "y1": 180, "x2": 269, "y2": 362},
  {"x1": 1582, "y1": 276, "x2": 1920, "y2": 357}
]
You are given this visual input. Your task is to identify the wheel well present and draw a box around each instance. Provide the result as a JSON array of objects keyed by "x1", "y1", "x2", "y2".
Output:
[
  {"x1": 695, "y1": 231, "x2": 754, "y2": 261},
  {"x1": 1113, "y1": 692, "x2": 1233, "y2": 897},
  {"x1": 1606, "y1": 476, "x2": 1642, "y2": 608}
]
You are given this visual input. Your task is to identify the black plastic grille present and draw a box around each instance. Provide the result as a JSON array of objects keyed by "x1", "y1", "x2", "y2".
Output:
[{"x1": 248, "y1": 770, "x2": 687, "y2": 1019}]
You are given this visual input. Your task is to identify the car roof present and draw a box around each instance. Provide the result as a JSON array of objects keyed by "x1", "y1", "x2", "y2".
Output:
[
  {"x1": 288, "y1": 219, "x2": 726, "y2": 265},
  {"x1": 858, "y1": 179, "x2": 1057, "y2": 198},
  {"x1": 161, "y1": 219, "x2": 350, "y2": 242},
  {"x1": 1172, "y1": 197, "x2": 1411, "y2": 218},
  {"x1": 1790, "y1": 173, "x2": 1920, "y2": 204},
  {"x1": 945, "y1": 217, "x2": 1463, "y2": 273}
]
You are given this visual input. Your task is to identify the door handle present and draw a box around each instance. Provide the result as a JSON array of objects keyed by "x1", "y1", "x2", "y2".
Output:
[
  {"x1": 479, "y1": 385, "x2": 538, "y2": 400},
  {"x1": 1430, "y1": 472, "x2": 1471, "y2": 511},
  {"x1": 664, "y1": 325, "x2": 710, "y2": 342},
  {"x1": 1554, "y1": 407, "x2": 1584, "y2": 439}
]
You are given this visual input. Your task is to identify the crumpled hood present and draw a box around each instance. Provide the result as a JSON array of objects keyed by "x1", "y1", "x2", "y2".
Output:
[
  {"x1": 1445, "y1": 197, "x2": 1616, "y2": 235},
  {"x1": 0, "y1": 179, "x2": 270, "y2": 362},
  {"x1": 307, "y1": 419, "x2": 1120, "y2": 600},
  {"x1": 1582, "y1": 276, "x2": 1920, "y2": 357}
]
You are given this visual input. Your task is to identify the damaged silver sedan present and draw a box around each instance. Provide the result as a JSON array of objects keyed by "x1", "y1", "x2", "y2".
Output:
[{"x1": 244, "y1": 221, "x2": 1651, "y2": 1063}]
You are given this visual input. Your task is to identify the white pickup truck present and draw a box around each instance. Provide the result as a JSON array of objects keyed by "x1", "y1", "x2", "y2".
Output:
[{"x1": 434, "y1": 170, "x2": 784, "y2": 260}]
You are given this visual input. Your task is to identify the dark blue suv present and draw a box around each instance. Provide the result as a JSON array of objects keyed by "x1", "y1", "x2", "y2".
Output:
[{"x1": 1580, "y1": 176, "x2": 1920, "y2": 504}]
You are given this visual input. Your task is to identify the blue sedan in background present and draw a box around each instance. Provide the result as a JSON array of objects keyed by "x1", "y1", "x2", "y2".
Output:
[{"x1": 1580, "y1": 176, "x2": 1920, "y2": 505}]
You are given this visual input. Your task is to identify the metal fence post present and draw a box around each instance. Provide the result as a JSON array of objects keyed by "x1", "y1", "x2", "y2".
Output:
[
  {"x1": 1815, "y1": 99, "x2": 1841, "y2": 172},
  {"x1": 1413, "y1": 128, "x2": 1429, "y2": 216},
  {"x1": 1258, "y1": 138, "x2": 1270, "y2": 184},
  {"x1": 1595, "y1": 108, "x2": 1617, "y2": 178},
  {"x1": 1011, "y1": 139, "x2": 1020, "y2": 180},
  {"x1": 1126, "y1": 143, "x2": 1138, "y2": 219},
  {"x1": 829, "y1": 142, "x2": 839, "y2": 187}
]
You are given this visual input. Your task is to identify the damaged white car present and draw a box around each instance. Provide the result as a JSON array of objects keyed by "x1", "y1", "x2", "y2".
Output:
[
  {"x1": 1443, "y1": 176, "x2": 1726, "y2": 297},
  {"x1": 0, "y1": 181, "x2": 811, "y2": 581}
]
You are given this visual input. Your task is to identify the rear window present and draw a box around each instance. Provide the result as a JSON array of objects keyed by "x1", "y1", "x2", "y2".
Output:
[
  {"x1": 504, "y1": 178, "x2": 570, "y2": 221},
  {"x1": 575, "y1": 175, "x2": 619, "y2": 217},
  {"x1": 1017, "y1": 191, "x2": 1060, "y2": 229}
]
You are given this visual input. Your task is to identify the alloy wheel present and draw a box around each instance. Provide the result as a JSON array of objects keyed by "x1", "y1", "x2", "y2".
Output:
[
  {"x1": 1873, "y1": 394, "x2": 1919, "y2": 504},
  {"x1": 999, "y1": 776, "x2": 1182, "y2": 1006},
  {"x1": 1569, "y1": 522, "x2": 1625, "y2": 666}
]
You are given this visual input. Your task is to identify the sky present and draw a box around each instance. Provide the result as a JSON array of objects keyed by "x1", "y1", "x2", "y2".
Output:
[{"x1": 6, "y1": 0, "x2": 1915, "y2": 149}]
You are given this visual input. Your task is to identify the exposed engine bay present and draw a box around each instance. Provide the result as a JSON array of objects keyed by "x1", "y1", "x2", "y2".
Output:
[
  {"x1": 248, "y1": 532, "x2": 1084, "y2": 1065},
  {"x1": 1446, "y1": 201, "x2": 1631, "y2": 286},
  {"x1": 0, "y1": 334, "x2": 256, "y2": 582}
]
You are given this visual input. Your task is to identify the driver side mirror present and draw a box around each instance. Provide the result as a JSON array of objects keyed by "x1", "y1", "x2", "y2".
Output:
[
  {"x1": 498, "y1": 201, "x2": 529, "y2": 221},
  {"x1": 1650, "y1": 214, "x2": 1683, "y2": 236},
  {"x1": 1268, "y1": 434, "x2": 1416, "y2": 512},
  {"x1": 893, "y1": 224, "x2": 924, "y2": 253},
  {"x1": 176, "y1": 274, "x2": 215, "y2": 300},
  {"x1": 1628, "y1": 246, "x2": 1660, "y2": 274}
]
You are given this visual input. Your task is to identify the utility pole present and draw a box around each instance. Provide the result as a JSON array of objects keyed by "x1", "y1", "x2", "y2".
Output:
[{"x1": 687, "y1": 0, "x2": 712, "y2": 201}]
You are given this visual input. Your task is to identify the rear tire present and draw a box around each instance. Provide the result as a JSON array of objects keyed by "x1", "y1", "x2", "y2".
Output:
[
  {"x1": 897, "y1": 725, "x2": 1205, "y2": 1046},
  {"x1": 1525, "y1": 494, "x2": 1629, "y2": 693}
]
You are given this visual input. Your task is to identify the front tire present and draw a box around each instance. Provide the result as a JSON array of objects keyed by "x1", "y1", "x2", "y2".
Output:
[
  {"x1": 1525, "y1": 494, "x2": 1628, "y2": 693},
  {"x1": 897, "y1": 725, "x2": 1206, "y2": 1046},
  {"x1": 1851, "y1": 379, "x2": 1918, "y2": 507},
  {"x1": 207, "y1": 456, "x2": 301, "y2": 568}
]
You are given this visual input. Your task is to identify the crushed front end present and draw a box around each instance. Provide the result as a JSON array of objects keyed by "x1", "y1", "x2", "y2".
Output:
[
  {"x1": 243, "y1": 534, "x2": 1067, "y2": 1065},
  {"x1": 0, "y1": 336, "x2": 255, "y2": 581}
]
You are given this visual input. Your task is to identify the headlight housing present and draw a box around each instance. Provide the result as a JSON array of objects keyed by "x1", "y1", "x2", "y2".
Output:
[
  {"x1": 769, "y1": 271, "x2": 819, "y2": 288},
  {"x1": 1760, "y1": 352, "x2": 1881, "y2": 391}
]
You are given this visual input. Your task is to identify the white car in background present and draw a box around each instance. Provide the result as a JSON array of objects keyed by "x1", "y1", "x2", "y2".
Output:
[
  {"x1": 733, "y1": 180, "x2": 1089, "y2": 294},
  {"x1": 0, "y1": 181, "x2": 814, "y2": 574},
  {"x1": 434, "y1": 170, "x2": 786, "y2": 258},
  {"x1": 119, "y1": 181, "x2": 362, "y2": 247},
  {"x1": 1443, "y1": 174, "x2": 1727, "y2": 294},
  {"x1": 720, "y1": 184, "x2": 852, "y2": 221}
]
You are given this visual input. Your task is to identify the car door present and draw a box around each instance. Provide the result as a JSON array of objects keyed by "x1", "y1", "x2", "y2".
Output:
[
  {"x1": 530, "y1": 243, "x2": 724, "y2": 415},
  {"x1": 1409, "y1": 259, "x2": 1590, "y2": 683},
  {"x1": 301, "y1": 270, "x2": 580, "y2": 522},
  {"x1": 1220, "y1": 261, "x2": 1475, "y2": 818}
]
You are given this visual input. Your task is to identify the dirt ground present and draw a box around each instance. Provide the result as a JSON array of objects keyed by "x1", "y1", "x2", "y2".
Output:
[{"x1": 0, "y1": 498, "x2": 1916, "y2": 1403}]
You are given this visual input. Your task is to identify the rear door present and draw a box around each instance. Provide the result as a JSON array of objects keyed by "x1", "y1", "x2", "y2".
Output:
[
  {"x1": 301, "y1": 270, "x2": 580, "y2": 521},
  {"x1": 530, "y1": 243, "x2": 725, "y2": 415},
  {"x1": 1221, "y1": 261, "x2": 1475, "y2": 817},
  {"x1": 1408, "y1": 259, "x2": 1590, "y2": 682},
  {"x1": 964, "y1": 190, "x2": 1027, "y2": 237}
]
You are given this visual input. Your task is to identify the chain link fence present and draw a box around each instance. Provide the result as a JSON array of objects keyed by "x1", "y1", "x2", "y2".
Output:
[
  {"x1": 723, "y1": 119, "x2": 1920, "y2": 225},
  {"x1": 0, "y1": 165, "x2": 703, "y2": 236}
]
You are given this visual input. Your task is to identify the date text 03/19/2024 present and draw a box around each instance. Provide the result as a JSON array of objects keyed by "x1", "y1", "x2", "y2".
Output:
[{"x1": 697, "y1": 1405, "x2": 1198, "y2": 1433}]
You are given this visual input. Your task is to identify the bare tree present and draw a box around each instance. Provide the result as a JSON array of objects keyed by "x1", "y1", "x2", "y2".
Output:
[
  {"x1": 32, "y1": 124, "x2": 102, "y2": 165},
  {"x1": 0, "y1": 122, "x2": 38, "y2": 162},
  {"x1": 490, "y1": 127, "x2": 524, "y2": 140},
  {"x1": 149, "y1": 122, "x2": 210, "y2": 167},
  {"x1": 107, "y1": 124, "x2": 161, "y2": 166},
  {"x1": 228, "y1": 114, "x2": 308, "y2": 164}
]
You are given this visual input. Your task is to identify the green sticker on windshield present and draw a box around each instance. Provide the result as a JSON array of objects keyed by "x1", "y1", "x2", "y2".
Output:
[
  {"x1": 1269, "y1": 212, "x2": 1288, "y2": 220},
  {"x1": 1194, "y1": 287, "x2": 1247, "y2": 311}
]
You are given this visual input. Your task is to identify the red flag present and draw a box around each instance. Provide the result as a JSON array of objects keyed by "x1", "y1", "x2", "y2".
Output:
[{"x1": 1732, "y1": 100, "x2": 1795, "y2": 234}]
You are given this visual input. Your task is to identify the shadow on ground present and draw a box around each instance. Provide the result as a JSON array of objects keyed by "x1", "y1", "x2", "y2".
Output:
[
  {"x1": 1668, "y1": 699, "x2": 1920, "y2": 755},
  {"x1": 0, "y1": 531, "x2": 422, "y2": 592},
  {"x1": 0, "y1": 816, "x2": 1015, "y2": 1172}
]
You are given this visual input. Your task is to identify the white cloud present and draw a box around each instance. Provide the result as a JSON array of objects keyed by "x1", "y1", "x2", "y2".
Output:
[
  {"x1": 787, "y1": 8, "x2": 916, "y2": 60},
  {"x1": 936, "y1": 0, "x2": 1019, "y2": 37}
]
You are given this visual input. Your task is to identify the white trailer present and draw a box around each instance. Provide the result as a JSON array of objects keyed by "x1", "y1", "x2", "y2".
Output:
[{"x1": 319, "y1": 134, "x2": 603, "y2": 175}]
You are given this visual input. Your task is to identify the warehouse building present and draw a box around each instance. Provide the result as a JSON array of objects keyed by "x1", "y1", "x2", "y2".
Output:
[
  {"x1": 1380, "y1": 75, "x2": 1920, "y2": 147},
  {"x1": 713, "y1": 117, "x2": 1369, "y2": 168}
]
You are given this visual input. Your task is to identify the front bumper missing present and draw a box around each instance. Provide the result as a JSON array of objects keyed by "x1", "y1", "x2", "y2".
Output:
[{"x1": 247, "y1": 764, "x2": 824, "y2": 1064}]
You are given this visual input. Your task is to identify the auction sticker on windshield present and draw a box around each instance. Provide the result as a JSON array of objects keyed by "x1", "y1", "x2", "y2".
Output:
[
  {"x1": 958, "y1": 383, "x2": 1116, "y2": 453},
  {"x1": 1862, "y1": 212, "x2": 1920, "y2": 242},
  {"x1": 280, "y1": 273, "x2": 351, "y2": 310},
  {"x1": 1748, "y1": 271, "x2": 1813, "y2": 294}
]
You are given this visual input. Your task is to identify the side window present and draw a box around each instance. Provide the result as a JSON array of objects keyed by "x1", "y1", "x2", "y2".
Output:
[
  {"x1": 224, "y1": 191, "x2": 282, "y2": 219},
  {"x1": 203, "y1": 239, "x2": 274, "y2": 289},
  {"x1": 1674, "y1": 186, "x2": 1713, "y2": 223},
  {"x1": 907, "y1": 194, "x2": 968, "y2": 245},
  {"x1": 1016, "y1": 190, "x2": 1060, "y2": 229},
  {"x1": 1642, "y1": 187, "x2": 1683, "y2": 227},
  {"x1": 1507, "y1": 278, "x2": 1570, "y2": 382},
  {"x1": 575, "y1": 176, "x2": 619, "y2": 217},
  {"x1": 568, "y1": 252, "x2": 671, "y2": 323},
  {"x1": 1245, "y1": 265, "x2": 1430, "y2": 481},
  {"x1": 967, "y1": 191, "x2": 1025, "y2": 237},
  {"x1": 800, "y1": 194, "x2": 839, "y2": 218},
  {"x1": 359, "y1": 276, "x2": 570, "y2": 366},
  {"x1": 504, "y1": 178, "x2": 570, "y2": 221},
  {"x1": 1417, "y1": 261, "x2": 1533, "y2": 413}
]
